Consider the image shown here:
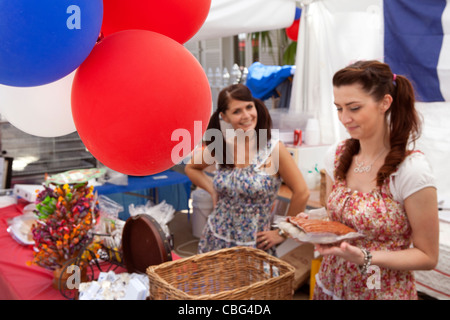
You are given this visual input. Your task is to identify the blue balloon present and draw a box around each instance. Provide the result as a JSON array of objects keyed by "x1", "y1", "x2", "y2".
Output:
[{"x1": 0, "y1": 0, "x2": 103, "y2": 87}]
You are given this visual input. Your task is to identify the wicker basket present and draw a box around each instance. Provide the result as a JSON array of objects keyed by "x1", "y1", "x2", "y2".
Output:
[{"x1": 146, "y1": 246, "x2": 295, "y2": 300}]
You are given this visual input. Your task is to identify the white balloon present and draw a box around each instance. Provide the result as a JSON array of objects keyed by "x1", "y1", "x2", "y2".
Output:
[{"x1": 0, "y1": 71, "x2": 76, "y2": 137}]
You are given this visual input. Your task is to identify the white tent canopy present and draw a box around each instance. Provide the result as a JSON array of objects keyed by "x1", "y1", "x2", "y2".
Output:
[
  {"x1": 193, "y1": 0, "x2": 450, "y2": 198},
  {"x1": 192, "y1": 0, "x2": 297, "y2": 41},
  {"x1": 290, "y1": 0, "x2": 384, "y2": 143},
  {"x1": 290, "y1": 0, "x2": 450, "y2": 199}
]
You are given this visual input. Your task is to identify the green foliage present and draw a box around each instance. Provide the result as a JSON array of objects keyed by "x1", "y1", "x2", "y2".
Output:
[
  {"x1": 282, "y1": 41, "x2": 297, "y2": 65},
  {"x1": 249, "y1": 30, "x2": 297, "y2": 66}
]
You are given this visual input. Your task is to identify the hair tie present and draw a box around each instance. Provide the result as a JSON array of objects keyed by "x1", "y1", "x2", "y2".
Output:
[{"x1": 393, "y1": 73, "x2": 397, "y2": 81}]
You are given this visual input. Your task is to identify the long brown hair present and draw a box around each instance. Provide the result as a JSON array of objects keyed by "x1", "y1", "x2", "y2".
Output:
[
  {"x1": 206, "y1": 84, "x2": 272, "y2": 169},
  {"x1": 333, "y1": 60, "x2": 421, "y2": 186}
]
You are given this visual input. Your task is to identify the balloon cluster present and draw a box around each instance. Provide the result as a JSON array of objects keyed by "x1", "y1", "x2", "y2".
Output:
[
  {"x1": 1, "y1": 1, "x2": 212, "y2": 176},
  {"x1": 29, "y1": 183, "x2": 99, "y2": 270},
  {"x1": 0, "y1": 1, "x2": 102, "y2": 137}
]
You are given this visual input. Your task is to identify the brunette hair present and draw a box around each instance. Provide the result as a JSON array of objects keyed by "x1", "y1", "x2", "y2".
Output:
[
  {"x1": 332, "y1": 60, "x2": 421, "y2": 186},
  {"x1": 206, "y1": 84, "x2": 272, "y2": 169}
]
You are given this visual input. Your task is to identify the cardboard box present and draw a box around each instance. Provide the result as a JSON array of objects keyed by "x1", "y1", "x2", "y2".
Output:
[
  {"x1": 286, "y1": 144, "x2": 330, "y2": 177},
  {"x1": 13, "y1": 184, "x2": 44, "y2": 203},
  {"x1": 278, "y1": 240, "x2": 314, "y2": 290}
]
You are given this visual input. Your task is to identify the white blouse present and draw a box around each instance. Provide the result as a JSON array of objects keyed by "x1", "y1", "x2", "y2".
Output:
[{"x1": 324, "y1": 142, "x2": 436, "y2": 204}]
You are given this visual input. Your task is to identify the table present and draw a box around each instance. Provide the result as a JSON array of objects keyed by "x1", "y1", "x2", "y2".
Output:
[
  {"x1": 94, "y1": 170, "x2": 191, "y2": 198},
  {"x1": 94, "y1": 170, "x2": 192, "y2": 219},
  {"x1": 0, "y1": 202, "x2": 65, "y2": 300},
  {"x1": 0, "y1": 201, "x2": 182, "y2": 300}
]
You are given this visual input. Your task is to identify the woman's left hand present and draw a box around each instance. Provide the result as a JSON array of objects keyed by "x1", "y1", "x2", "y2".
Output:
[
  {"x1": 256, "y1": 230, "x2": 285, "y2": 251},
  {"x1": 315, "y1": 241, "x2": 365, "y2": 265}
]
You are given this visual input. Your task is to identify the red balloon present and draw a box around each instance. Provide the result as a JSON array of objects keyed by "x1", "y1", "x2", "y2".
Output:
[
  {"x1": 71, "y1": 30, "x2": 212, "y2": 176},
  {"x1": 101, "y1": 0, "x2": 211, "y2": 44},
  {"x1": 286, "y1": 19, "x2": 300, "y2": 41}
]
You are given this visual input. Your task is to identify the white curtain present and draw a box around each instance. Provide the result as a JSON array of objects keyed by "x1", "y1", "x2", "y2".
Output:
[
  {"x1": 191, "y1": 0, "x2": 297, "y2": 41},
  {"x1": 415, "y1": 101, "x2": 450, "y2": 199},
  {"x1": 289, "y1": 0, "x2": 384, "y2": 145}
]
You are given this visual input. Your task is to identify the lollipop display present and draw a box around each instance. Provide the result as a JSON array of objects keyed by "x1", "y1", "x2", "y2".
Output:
[{"x1": 30, "y1": 181, "x2": 99, "y2": 270}]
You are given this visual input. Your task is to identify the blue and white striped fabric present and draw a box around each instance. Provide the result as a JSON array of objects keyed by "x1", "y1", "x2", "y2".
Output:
[{"x1": 384, "y1": 0, "x2": 450, "y2": 102}]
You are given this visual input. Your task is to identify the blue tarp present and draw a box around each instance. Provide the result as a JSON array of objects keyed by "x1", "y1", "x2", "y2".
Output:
[{"x1": 246, "y1": 62, "x2": 294, "y2": 100}]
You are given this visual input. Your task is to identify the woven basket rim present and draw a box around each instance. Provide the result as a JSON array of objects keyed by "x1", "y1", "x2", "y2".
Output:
[
  {"x1": 147, "y1": 246, "x2": 296, "y2": 272},
  {"x1": 146, "y1": 246, "x2": 296, "y2": 300}
]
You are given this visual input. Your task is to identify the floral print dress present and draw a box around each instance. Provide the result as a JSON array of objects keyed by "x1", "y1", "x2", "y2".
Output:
[
  {"x1": 313, "y1": 142, "x2": 418, "y2": 300},
  {"x1": 198, "y1": 140, "x2": 282, "y2": 255}
]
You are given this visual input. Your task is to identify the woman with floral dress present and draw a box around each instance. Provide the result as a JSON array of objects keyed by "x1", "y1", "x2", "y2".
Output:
[
  {"x1": 312, "y1": 60, "x2": 439, "y2": 299},
  {"x1": 185, "y1": 84, "x2": 309, "y2": 255}
]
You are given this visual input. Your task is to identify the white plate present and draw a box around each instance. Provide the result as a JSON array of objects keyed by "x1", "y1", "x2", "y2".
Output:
[
  {"x1": 7, "y1": 215, "x2": 36, "y2": 245},
  {"x1": 278, "y1": 221, "x2": 364, "y2": 244}
]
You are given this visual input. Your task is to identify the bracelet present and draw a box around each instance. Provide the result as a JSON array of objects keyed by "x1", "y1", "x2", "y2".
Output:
[
  {"x1": 278, "y1": 228, "x2": 288, "y2": 239},
  {"x1": 358, "y1": 248, "x2": 372, "y2": 274}
]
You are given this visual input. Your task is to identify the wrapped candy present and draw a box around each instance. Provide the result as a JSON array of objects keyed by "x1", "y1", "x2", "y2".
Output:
[{"x1": 29, "y1": 182, "x2": 99, "y2": 270}]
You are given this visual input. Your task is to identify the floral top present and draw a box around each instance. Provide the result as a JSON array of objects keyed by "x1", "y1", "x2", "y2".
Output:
[
  {"x1": 314, "y1": 141, "x2": 435, "y2": 300},
  {"x1": 198, "y1": 139, "x2": 282, "y2": 255}
]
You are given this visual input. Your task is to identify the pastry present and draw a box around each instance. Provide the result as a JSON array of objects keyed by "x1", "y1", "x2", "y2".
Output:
[{"x1": 287, "y1": 216, "x2": 356, "y2": 235}]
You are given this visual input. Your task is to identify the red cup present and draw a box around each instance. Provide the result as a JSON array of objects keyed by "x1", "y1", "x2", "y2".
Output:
[{"x1": 294, "y1": 129, "x2": 302, "y2": 146}]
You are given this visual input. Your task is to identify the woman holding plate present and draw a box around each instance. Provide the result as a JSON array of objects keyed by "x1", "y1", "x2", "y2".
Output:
[{"x1": 312, "y1": 60, "x2": 439, "y2": 300}]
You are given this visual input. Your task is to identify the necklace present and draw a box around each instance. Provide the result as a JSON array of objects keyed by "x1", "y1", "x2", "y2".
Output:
[{"x1": 354, "y1": 149, "x2": 385, "y2": 174}]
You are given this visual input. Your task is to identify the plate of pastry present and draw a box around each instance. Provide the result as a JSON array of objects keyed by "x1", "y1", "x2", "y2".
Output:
[{"x1": 278, "y1": 216, "x2": 364, "y2": 244}]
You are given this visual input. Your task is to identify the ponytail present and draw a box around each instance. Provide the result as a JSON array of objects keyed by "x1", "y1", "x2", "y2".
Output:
[
  {"x1": 388, "y1": 74, "x2": 421, "y2": 147},
  {"x1": 379, "y1": 74, "x2": 421, "y2": 185},
  {"x1": 206, "y1": 109, "x2": 221, "y2": 133},
  {"x1": 204, "y1": 109, "x2": 224, "y2": 160},
  {"x1": 254, "y1": 98, "x2": 272, "y2": 149}
]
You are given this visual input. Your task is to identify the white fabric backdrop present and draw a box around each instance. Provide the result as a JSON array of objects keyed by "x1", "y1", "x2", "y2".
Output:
[
  {"x1": 191, "y1": 0, "x2": 297, "y2": 41},
  {"x1": 289, "y1": 0, "x2": 384, "y2": 144},
  {"x1": 290, "y1": 0, "x2": 450, "y2": 198}
]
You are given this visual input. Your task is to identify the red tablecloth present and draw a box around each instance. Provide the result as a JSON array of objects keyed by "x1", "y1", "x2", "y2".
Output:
[
  {"x1": 0, "y1": 202, "x2": 64, "y2": 300},
  {"x1": 0, "y1": 202, "x2": 180, "y2": 300}
]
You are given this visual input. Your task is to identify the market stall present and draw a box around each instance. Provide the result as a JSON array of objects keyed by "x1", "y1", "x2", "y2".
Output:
[
  {"x1": 1, "y1": 166, "x2": 190, "y2": 300},
  {"x1": 2, "y1": 0, "x2": 449, "y2": 302},
  {"x1": 0, "y1": 197, "x2": 182, "y2": 300}
]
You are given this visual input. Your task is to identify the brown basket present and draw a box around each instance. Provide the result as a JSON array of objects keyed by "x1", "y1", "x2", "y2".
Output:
[{"x1": 146, "y1": 246, "x2": 295, "y2": 300}]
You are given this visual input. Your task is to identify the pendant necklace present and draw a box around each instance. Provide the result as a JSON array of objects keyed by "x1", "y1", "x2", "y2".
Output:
[{"x1": 354, "y1": 149, "x2": 385, "y2": 174}]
